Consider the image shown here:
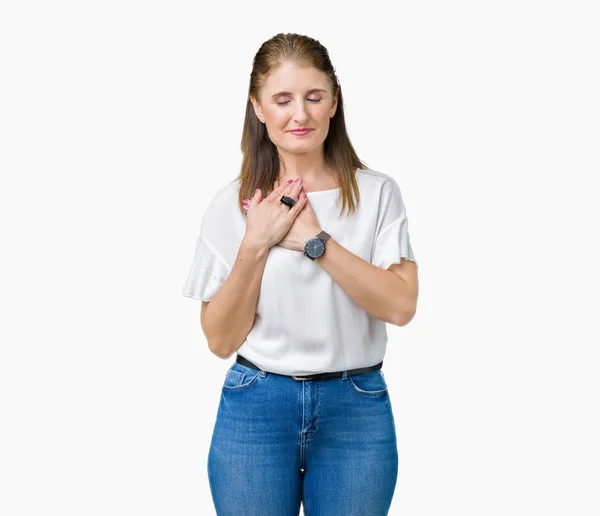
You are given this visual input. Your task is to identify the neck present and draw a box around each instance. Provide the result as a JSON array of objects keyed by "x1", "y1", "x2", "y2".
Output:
[{"x1": 277, "y1": 149, "x2": 332, "y2": 184}]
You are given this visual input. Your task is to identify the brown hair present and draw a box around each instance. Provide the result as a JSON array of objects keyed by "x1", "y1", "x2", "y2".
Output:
[{"x1": 234, "y1": 32, "x2": 370, "y2": 218}]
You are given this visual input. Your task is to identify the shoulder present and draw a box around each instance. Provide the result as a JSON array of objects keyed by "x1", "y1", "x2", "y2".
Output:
[
  {"x1": 196, "y1": 179, "x2": 241, "y2": 236},
  {"x1": 206, "y1": 179, "x2": 241, "y2": 212},
  {"x1": 356, "y1": 168, "x2": 403, "y2": 199}
]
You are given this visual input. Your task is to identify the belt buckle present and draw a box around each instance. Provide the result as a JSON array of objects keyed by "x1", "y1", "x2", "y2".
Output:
[{"x1": 292, "y1": 374, "x2": 314, "y2": 381}]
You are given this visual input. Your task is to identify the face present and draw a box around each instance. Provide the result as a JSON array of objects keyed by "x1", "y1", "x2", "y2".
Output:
[{"x1": 250, "y1": 62, "x2": 338, "y2": 155}]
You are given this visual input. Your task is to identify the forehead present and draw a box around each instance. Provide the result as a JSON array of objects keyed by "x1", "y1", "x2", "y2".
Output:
[{"x1": 262, "y1": 62, "x2": 330, "y2": 93}]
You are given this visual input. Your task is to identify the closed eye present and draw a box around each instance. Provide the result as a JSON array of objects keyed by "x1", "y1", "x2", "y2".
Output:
[{"x1": 277, "y1": 99, "x2": 322, "y2": 106}]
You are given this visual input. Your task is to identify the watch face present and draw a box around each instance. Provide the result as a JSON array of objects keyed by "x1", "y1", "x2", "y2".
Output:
[{"x1": 305, "y1": 237, "x2": 325, "y2": 258}]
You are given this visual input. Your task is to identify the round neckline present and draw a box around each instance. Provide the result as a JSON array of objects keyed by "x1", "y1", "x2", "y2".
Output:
[
  {"x1": 274, "y1": 168, "x2": 360, "y2": 196},
  {"x1": 303, "y1": 167, "x2": 361, "y2": 195},
  {"x1": 304, "y1": 187, "x2": 341, "y2": 195}
]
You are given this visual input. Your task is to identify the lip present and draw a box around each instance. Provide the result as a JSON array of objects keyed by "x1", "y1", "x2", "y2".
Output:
[{"x1": 288, "y1": 129, "x2": 313, "y2": 135}]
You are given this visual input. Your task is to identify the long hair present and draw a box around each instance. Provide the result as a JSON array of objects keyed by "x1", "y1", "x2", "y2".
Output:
[{"x1": 235, "y1": 32, "x2": 369, "y2": 218}]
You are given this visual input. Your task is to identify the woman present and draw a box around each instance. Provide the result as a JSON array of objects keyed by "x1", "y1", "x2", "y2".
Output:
[{"x1": 182, "y1": 33, "x2": 419, "y2": 515}]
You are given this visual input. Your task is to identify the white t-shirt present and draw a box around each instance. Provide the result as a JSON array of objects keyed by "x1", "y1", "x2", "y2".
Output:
[{"x1": 182, "y1": 168, "x2": 417, "y2": 376}]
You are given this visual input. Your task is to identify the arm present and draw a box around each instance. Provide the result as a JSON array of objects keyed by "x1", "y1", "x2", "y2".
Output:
[
  {"x1": 313, "y1": 232, "x2": 419, "y2": 326},
  {"x1": 201, "y1": 238, "x2": 268, "y2": 359}
]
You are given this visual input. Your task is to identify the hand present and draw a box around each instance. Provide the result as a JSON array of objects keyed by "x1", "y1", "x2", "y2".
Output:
[
  {"x1": 276, "y1": 188, "x2": 321, "y2": 252},
  {"x1": 242, "y1": 181, "x2": 307, "y2": 251},
  {"x1": 243, "y1": 184, "x2": 321, "y2": 252}
]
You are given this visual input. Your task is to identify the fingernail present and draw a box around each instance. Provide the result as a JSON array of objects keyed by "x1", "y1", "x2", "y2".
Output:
[
  {"x1": 287, "y1": 179, "x2": 294, "y2": 184},
  {"x1": 255, "y1": 188, "x2": 260, "y2": 195},
  {"x1": 295, "y1": 178, "x2": 303, "y2": 184},
  {"x1": 242, "y1": 200, "x2": 249, "y2": 205},
  {"x1": 302, "y1": 192, "x2": 307, "y2": 199}
]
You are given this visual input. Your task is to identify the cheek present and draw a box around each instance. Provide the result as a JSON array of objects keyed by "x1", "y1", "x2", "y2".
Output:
[
  {"x1": 316, "y1": 107, "x2": 332, "y2": 122},
  {"x1": 263, "y1": 109, "x2": 286, "y2": 127}
]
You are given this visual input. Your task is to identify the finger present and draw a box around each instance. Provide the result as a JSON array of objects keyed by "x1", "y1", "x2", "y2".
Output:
[
  {"x1": 280, "y1": 181, "x2": 298, "y2": 200},
  {"x1": 287, "y1": 192, "x2": 307, "y2": 216},
  {"x1": 289, "y1": 181, "x2": 304, "y2": 197},
  {"x1": 265, "y1": 181, "x2": 293, "y2": 202},
  {"x1": 278, "y1": 182, "x2": 301, "y2": 208},
  {"x1": 249, "y1": 188, "x2": 262, "y2": 207}
]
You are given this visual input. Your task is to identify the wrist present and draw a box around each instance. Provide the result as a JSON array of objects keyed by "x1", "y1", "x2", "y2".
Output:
[
  {"x1": 303, "y1": 228, "x2": 330, "y2": 260},
  {"x1": 303, "y1": 227, "x2": 323, "y2": 245},
  {"x1": 241, "y1": 237, "x2": 270, "y2": 257}
]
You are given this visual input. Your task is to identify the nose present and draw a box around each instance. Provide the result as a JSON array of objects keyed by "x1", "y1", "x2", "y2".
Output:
[{"x1": 293, "y1": 103, "x2": 309, "y2": 124}]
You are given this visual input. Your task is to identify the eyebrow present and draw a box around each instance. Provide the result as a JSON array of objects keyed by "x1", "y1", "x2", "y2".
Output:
[{"x1": 271, "y1": 88, "x2": 327, "y2": 99}]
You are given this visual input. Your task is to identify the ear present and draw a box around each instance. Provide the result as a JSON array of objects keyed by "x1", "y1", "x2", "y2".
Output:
[
  {"x1": 250, "y1": 95, "x2": 265, "y2": 123},
  {"x1": 330, "y1": 91, "x2": 338, "y2": 119}
]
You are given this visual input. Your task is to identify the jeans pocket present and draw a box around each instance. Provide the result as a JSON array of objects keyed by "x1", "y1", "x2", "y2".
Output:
[
  {"x1": 222, "y1": 362, "x2": 262, "y2": 391},
  {"x1": 347, "y1": 369, "x2": 388, "y2": 396}
]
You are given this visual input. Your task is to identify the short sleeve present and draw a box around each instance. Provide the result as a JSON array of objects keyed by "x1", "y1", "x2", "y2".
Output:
[
  {"x1": 371, "y1": 179, "x2": 417, "y2": 270},
  {"x1": 182, "y1": 201, "x2": 232, "y2": 301}
]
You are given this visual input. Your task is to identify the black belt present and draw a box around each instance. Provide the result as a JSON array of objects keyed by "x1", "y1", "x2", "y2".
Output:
[{"x1": 236, "y1": 354, "x2": 383, "y2": 381}]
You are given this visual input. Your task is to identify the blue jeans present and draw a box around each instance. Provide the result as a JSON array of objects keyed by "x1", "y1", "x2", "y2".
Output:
[{"x1": 207, "y1": 360, "x2": 398, "y2": 515}]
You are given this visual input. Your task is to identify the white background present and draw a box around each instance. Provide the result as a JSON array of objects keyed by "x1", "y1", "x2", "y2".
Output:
[{"x1": 1, "y1": 1, "x2": 599, "y2": 514}]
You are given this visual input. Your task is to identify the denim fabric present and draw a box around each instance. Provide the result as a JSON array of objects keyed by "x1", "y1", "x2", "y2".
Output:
[{"x1": 207, "y1": 361, "x2": 398, "y2": 515}]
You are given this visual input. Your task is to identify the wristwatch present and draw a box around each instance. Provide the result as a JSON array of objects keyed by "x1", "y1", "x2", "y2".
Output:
[{"x1": 304, "y1": 230, "x2": 331, "y2": 261}]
